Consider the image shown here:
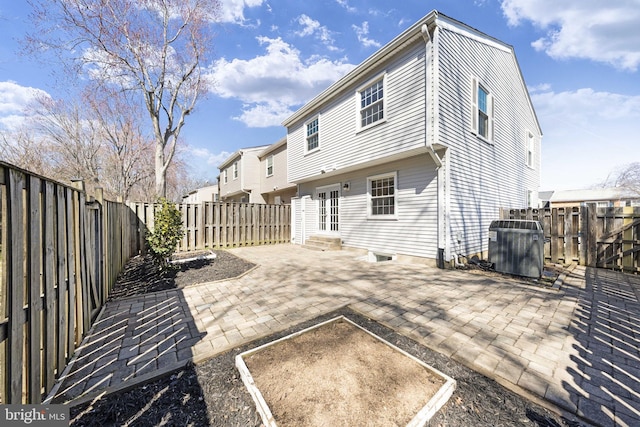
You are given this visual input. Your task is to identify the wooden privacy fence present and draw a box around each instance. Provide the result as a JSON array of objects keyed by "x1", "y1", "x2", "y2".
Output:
[
  {"x1": 129, "y1": 201, "x2": 291, "y2": 252},
  {"x1": 0, "y1": 162, "x2": 142, "y2": 404},
  {"x1": 501, "y1": 205, "x2": 640, "y2": 274}
]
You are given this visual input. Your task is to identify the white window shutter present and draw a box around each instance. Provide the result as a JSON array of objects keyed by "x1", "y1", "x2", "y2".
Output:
[
  {"x1": 488, "y1": 93, "x2": 494, "y2": 142},
  {"x1": 471, "y1": 76, "x2": 478, "y2": 134}
]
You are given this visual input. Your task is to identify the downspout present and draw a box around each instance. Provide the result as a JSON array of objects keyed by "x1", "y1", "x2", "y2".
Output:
[
  {"x1": 421, "y1": 23, "x2": 448, "y2": 268},
  {"x1": 421, "y1": 24, "x2": 443, "y2": 169}
]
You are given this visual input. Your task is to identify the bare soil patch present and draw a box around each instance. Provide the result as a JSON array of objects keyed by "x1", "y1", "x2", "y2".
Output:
[{"x1": 242, "y1": 317, "x2": 448, "y2": 426}]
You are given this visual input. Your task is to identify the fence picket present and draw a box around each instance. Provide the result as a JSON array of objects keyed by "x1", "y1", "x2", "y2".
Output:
[
  {"x1": 502, "y1": 205, "x2": 640, "y2": 273},
  {"x1": 8, "y1": 168, "x2": 26, "y2": 403},
  {"x1": 28, "y1": 175, "x2": 43, "y2": 403}
]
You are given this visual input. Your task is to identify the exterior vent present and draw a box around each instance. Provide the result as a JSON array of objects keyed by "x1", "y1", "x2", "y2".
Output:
[{"x1": 488, "y1": 220, "x2": 544, "y2": 278}]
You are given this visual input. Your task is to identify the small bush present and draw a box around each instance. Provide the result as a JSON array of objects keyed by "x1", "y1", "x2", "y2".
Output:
[{"x1": 145, "y1": 198, "x2": 184, "y2": 271}]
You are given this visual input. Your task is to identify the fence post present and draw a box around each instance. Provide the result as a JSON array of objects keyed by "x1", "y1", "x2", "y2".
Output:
[
  {"x1": 585, "y1": 203, "x2": 598, "y2": 267},
  {"x1": 623, "y1": 205, "x2": 634, "y2": 271},
  {"x1": 579, "y1": 206, "x2": 587, "y2": 266}
]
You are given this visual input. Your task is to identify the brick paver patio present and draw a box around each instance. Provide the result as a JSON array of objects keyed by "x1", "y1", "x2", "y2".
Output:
[{"x1": 48, "y1": 244, "x2": 640, "y2": 426}]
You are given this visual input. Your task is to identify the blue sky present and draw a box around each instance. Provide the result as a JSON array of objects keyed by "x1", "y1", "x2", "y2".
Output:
[{"x1": 1, "y1": 0, "x2": 639, "y2": 191}]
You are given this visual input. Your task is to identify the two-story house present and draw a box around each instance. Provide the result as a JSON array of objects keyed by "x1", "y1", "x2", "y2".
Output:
[
  {"x1": 218, "y1": 145, "x2": 269, "y2": 203},
  {"x1": 284, "y1": 10, "x2": 542, "y2": 267},
  {"x1": 258, "y1": 138, "x2": 297, "y2": 204}
]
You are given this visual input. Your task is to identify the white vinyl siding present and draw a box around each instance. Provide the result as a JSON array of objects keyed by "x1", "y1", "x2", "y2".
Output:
[
  {"x1": 436, "y1": 26, "x2": 540, "y2": 258},
  {"x1": 287, "y1": 44, "x2": 425, "y2": 183},
  {"x1": 296, "y1": 155, "x2": 438, "y2": 259}
]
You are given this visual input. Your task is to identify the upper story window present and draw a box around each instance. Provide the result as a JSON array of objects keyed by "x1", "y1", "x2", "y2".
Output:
[
  {"x1": 306, "y1": 117, "x2": 319, "y2": 153},
  {"x1": 471, "y1": 77, "x2": 494, "y2": 142},
  {"x1": 358, "y1": 76, "x2": 385, "y2": 129},
  {"x1": 223, "y1": 169, "x2": 228, "y2": 184},
  {"x1": 367, "y1": 172, "x2": 397, "y2": 219},
  {"x1": 233, "y1": 161, "x2": 238, "y2": 179},
  {"x1": 266, "y1": 155, "x2": 274, "y2": 177},
  {"x1": 526, "y1": 131, "x2": 535, "y2": 168}
]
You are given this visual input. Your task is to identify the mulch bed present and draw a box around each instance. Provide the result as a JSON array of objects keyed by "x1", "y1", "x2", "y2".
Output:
[
  {"x1": 107, "y1": 250, "x2": 256, "y2": 300},
  {"x1": 69, "y1": 253, "x2": 588, "y2": 427}
]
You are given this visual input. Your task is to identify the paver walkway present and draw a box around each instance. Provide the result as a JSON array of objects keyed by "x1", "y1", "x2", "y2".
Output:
[{"x1": 49, "y1": 244, "x2": 640, "y2": 427}]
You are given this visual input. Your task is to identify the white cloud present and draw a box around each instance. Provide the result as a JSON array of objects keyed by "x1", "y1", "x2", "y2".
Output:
[
  {"x1": 0, "y1": 81, "x2": 51, "y2": 130},
  {"x1": 501, "y1": 0, "x2": 640, "y2": 70},
  {"x1": 294, "y1": 15, "x2": 337, "y2": 51},
  {"x1": 531, "y1": 87, "x2": 640, "y2": 189},
  {"x1": 218, "y1": 0, "x2": 264, "y2": 24},
  {"x1": 188, "y1": 147, "x2": 234, "y2": 168},
  {"x1": 352, "y1": 22, "x2": 381, "y2": 49},
  {"x1": 233, "y1": 101, "x2": 294, "y2": 127},
  {"x1": 335, "y1": 0, "x2": 357, "y2": 13},
  {"x1": 207, "y1": 36, "x2": 355, "y2": 127}
]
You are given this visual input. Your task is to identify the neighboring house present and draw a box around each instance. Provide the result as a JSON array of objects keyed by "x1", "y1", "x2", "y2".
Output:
[
  {"x1": 218, "y1": 145, "x2": 269, "y2": 203},
  {"x1": 543, "y1": 188, "x2": 640, "y2": 208},
  {"x1": 182, "y1": 184, "x2": 218, "y2": 203},
  {"x1": 284, "y1": 10, "x2": 541, "y2": 266},
  {"x1": 258, "y1": 137, "x2": 297, "y2": 204}
]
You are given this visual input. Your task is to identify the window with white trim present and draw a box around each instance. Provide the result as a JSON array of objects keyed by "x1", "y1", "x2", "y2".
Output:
[
  {"x1": 233, "y1": 161, "x2": 238, "y2": 179},
  {"x1": 368, "y1": 172, "x2": 397, "y2": 218},
  {"x1": 306, "y1": 117, "x2": 319, "y2": 152},
  {"x1": 223, "y1": 169, "x2": 228, "y2": 184},
  {"x1": 266, "y1": 155, "x2": 274, "y2": 176},
  {"x1": 358, "y1": 77, "x2": 385, "y2": 129},
  {"x1": 526, "y1": 130, "x2": 535, "y2": 168},
  {"x1": 471, "y1": 77, "x2": 494, "y2": 142}
]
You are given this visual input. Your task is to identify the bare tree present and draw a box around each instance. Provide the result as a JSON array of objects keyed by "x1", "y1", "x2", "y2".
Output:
[
  {"x1": 28, "y1": 0, "x2": 220, "y2": 198},
  {"x1": 86, "y1": 91, "x2": 155, "y2": 200},
  {"x1": 34, "y1": 96, "x2": 104, "y2": 190},
  {"x1": 612, "y1": 162, "x2": 640, "y2": 196},
  {"x1": 0, "y1": 127, "x2": 52, "y2": 176}
]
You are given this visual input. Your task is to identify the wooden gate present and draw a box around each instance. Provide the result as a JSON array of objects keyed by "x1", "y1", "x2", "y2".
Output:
[{"x1": 501, "y1": 205, "x2": 640, "y2": 274}]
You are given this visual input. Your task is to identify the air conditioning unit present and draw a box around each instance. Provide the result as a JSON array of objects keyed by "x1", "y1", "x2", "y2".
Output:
[{"x1": 488, "y1": 220, "x2": 544, "y2": 278}]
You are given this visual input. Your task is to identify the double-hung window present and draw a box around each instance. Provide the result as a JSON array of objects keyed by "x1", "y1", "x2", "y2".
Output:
[
  {"x1": 526, "y1": 131, "x2": 535, "y2": 168},
  {"x1": 471, "y1": 77, "x2": 494, "y2": 142},
  {"x1": 266, "y1": 155, "x2": 274, "y2": 176},
  {"x1": 233, "y1": 161, "x2": 238, "y2": 179},
  {"x1": 368, "y1": 172, "x2": 397, "y2": 219},
  {"x1": 306, "y1": 117, "x2": 319, "y2": 153},
  {"x1": 358, "y1": 76, "x2": 385, "y2": 129},
  {"x1": 224, "y1": 169, "x2": 228, "y2": 184}
]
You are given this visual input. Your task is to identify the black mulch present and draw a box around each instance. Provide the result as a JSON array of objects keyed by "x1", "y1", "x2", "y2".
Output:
[
  {"x1": 107, "y1": 250, "x2": 256, "y2": 300},
  {"x1": 69, "y1": 254, "x2": 590, "y2": 427}
]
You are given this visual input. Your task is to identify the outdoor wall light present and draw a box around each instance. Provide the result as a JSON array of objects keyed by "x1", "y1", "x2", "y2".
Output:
[{"x1": 343, "y1": 182, "x2": 350, "y2": 191}]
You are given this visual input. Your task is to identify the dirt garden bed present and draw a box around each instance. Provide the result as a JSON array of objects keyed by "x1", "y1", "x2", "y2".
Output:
[
  {"x1": 68, "y1": 252, "x2": 587, "y2": 426},
  {"x1": 239, "y1": 316, "x2": 454, "y2": 426}
]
